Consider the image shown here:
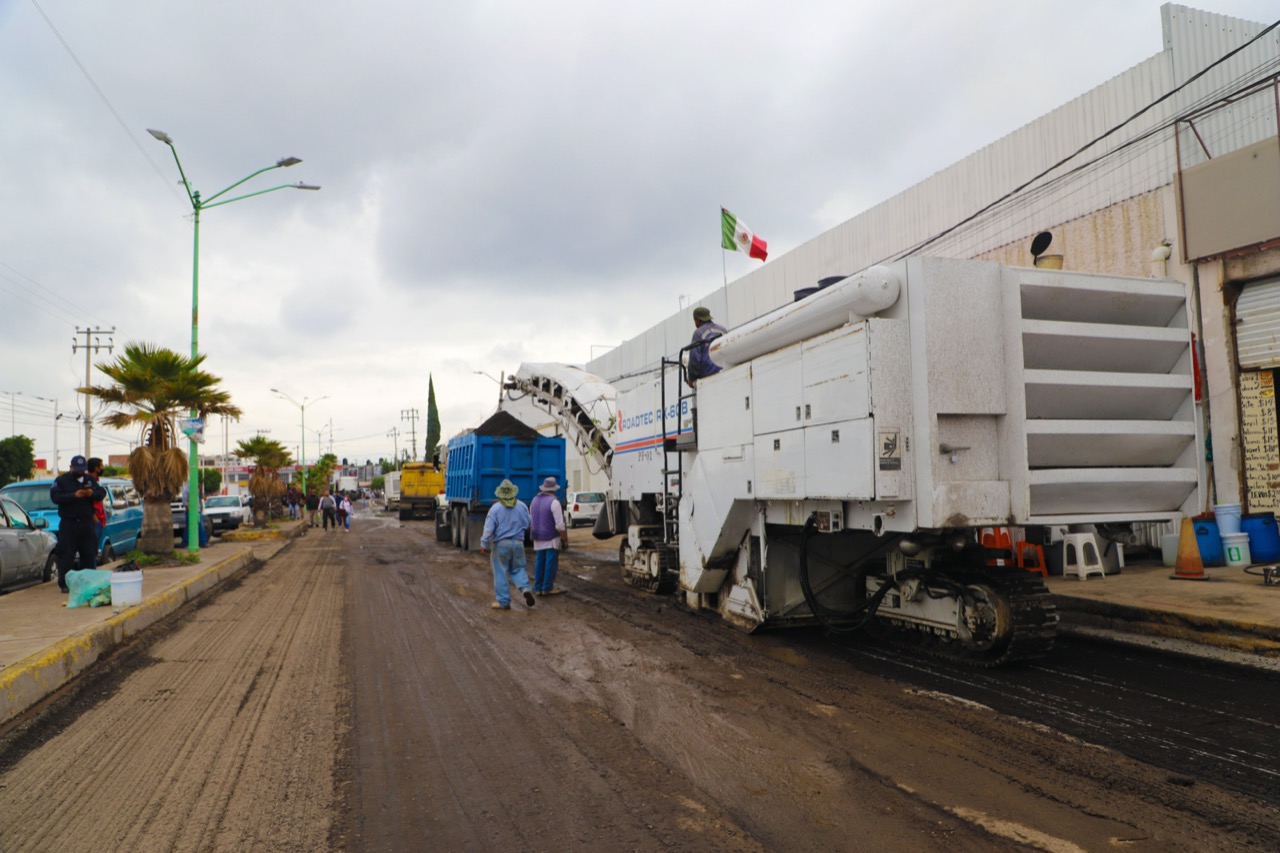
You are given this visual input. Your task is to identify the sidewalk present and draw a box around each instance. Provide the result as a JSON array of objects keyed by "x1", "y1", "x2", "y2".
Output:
[
  {"x1": 0, "y1": 521, "x2": 306, "y2": 727},
  {"x1": 1047, "y1": 557, "x2": 1280, "y2": 659}
]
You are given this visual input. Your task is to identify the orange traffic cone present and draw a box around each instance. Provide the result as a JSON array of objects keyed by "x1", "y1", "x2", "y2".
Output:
[{"x1": 1170, "y1": 517, "x2": 1211, "y2": 581}]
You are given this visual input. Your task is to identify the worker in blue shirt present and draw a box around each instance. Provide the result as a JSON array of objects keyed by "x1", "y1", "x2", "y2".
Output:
[
  {"x1": 479, "y1": 479, "x2": 536, "y2": 610},
  {"x1": 686, "y1": 306, "x2": 727, "y2": 385}
]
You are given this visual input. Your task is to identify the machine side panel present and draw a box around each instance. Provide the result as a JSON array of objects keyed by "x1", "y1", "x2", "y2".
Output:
[
  {"x1": 696, "y1": 362, "x2": 753, "y2": 451},
  {"x1": 750, "y1": 344, "x2": 804, "y2": 436},
  {"x1": 801, "y1": 324, "x2": 870, "y2": 426},
  {"x1": 804, "y1": 418, "x2": 875, "y2": 500}
]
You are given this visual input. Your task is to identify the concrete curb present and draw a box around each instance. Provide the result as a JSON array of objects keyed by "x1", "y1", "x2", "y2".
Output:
[
  {"x1": 1055, "y1": 596, "x2": 1280, "y2": 657},
  {"x1": 0, "y1": 548, "x2": 256, "y2": 727}
]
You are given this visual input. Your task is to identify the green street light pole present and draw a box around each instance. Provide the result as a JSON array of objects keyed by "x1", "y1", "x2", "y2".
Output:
[
  {"x1": 148, "y1": 128, "x2": 320, "y2": 552},
  {"x1": 271, "y1": 389, "x2": 328, "y2": 497}
]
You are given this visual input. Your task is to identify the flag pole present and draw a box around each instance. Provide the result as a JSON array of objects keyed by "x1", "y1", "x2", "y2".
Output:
[{"x1": 720, "y1": 206, "x2": 728, "y2": 286}]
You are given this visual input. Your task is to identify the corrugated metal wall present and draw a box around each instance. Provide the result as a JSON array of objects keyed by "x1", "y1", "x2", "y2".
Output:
[
  {"x1": 591, "y1": 6, "x2": 1278, "y2": 387},
  {"x1": 1235, "y1": 277, "x2": 1280, "y2": 369}
]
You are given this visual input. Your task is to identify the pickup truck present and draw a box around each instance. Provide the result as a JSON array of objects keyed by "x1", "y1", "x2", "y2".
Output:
[{"x1": 203, "y1": 494, "x2": 253, "y2": 533}]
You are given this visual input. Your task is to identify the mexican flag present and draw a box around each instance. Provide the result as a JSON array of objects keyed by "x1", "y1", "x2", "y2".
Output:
[{"x1": 721, "y1": 207, "x2": 768, "y2": 261}]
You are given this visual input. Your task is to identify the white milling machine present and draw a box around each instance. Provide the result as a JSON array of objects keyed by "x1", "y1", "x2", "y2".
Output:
[{"x1": 510, "y1": 257, "x2": 1201, "y2": 665}]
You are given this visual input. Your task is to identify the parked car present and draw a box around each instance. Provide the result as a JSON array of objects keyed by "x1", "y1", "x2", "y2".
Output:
[
  {"x1": 203, "y1": 494, "x2": 252, "y2": 534},
  {"x1": 565, "y1": 491, "x2": 605, "y2": 528},
  {"x1": 0, "y1": 477, "x2": 143, "y2": 563},
  {"x1": 0, "y1": 494, "x2": 57, "y2": 591}
]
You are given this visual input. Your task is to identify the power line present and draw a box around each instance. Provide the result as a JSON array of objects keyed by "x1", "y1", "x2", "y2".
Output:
[
  {"x1": 28, "y1": 0, "x2": 184, "y2": 202},
  {"x1": 887, "y1": 18, "x2": 1280, "y2": 264}
]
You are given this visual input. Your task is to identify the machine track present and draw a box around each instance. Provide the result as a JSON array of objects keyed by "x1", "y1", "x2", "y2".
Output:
[
  {"x1": 619, "y1": 540, "x2": 679, "y2": 595},
  {"x1": 869, "y1": 566, "x2": 1059, "y2": 667}
]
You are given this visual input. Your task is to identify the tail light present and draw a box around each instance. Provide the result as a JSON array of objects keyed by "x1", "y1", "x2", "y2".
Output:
[{"x1": 573, "y1": 503, "x2": 580, "y2": 511}]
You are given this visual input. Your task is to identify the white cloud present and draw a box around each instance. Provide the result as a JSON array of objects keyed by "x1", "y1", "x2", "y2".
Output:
[{"x1": 1, "y1": 0, "x2": 1275, "y2": 468}]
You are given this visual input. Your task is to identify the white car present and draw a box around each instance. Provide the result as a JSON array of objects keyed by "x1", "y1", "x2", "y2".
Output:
[
  {"x1": 565, "y1": 491, "x2": 605, "y2": 529},
  {"x1": 203, "y1": 494, "x2": 253, "y2": 534}
]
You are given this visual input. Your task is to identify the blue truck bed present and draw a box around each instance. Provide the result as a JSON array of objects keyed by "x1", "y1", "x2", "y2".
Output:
[{"x1": 441, "y1": 411, "x2": 566, "y2": 550}]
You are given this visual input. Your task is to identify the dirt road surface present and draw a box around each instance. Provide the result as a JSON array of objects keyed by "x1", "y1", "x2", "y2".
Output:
[{"x1": 3, "y1": 509, "x2": 1278, "y2": 851}]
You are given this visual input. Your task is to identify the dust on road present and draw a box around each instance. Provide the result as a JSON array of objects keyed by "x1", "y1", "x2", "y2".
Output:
[{"x1": 3, "y1": 512, "x2": 1277, "y2": 852}]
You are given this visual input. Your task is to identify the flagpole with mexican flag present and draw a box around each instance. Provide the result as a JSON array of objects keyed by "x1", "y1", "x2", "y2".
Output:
[{"x1": 721, "y1": 207, "x2": 768, "y2": 261}]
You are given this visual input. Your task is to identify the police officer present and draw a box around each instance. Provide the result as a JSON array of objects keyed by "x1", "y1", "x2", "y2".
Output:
[{"x1": 50, "y1": 454, "x2": 106, "y2": 593}]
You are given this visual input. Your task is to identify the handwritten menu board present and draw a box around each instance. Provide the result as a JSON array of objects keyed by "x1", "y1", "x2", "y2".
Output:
[{"x1": 1240, "y1": 370, "x2": 1280, "y2": 512}]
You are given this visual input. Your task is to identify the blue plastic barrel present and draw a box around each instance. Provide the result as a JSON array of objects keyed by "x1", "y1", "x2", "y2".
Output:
[
  {"x1": 1241, "y1": 512, "x2": 1280, "y2": 563},
  {"x1": 1193, "y1": 516, "x2": 1225, "y2": 567}
]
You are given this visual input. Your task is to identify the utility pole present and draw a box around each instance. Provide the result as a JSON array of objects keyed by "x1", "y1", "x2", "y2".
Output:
[
  {"x1": 328, "y1": 417, "x2": 335, "y2": 456},
  {"x1": 71, "y1": 326, "x2": 114, "y2": 456},
  {"x1": 387, "y1": 427, "x2": 399, "y2": 468},
  {"x1": 401, "y1": 408, "x2": 419, "y2": 461}
]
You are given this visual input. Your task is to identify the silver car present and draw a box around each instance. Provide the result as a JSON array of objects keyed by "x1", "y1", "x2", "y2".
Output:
[
  {"x1": 0, "y1": 494, "x2": 57, "y2": 591},
  {"x1": 565, "y1": 491, "x2": 606, "y2": 529}
]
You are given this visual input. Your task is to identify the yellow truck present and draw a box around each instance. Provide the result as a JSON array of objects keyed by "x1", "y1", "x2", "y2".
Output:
[{"x1": 399, "y1": 461, "x2": 445, "y2": 521}]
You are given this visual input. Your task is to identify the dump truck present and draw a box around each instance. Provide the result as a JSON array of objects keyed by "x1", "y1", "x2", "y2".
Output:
[
  {"x1": 399, "y1": 461, "x2": 445, "y2": 520},
  {"x1": 440, "y1": 410, "x2": 566, "y2": 550},
  {"x1": 506, "y1": 257, "x2": 1202, "y2": 666}
]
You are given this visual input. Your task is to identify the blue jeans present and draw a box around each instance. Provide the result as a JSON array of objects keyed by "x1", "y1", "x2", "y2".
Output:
[
  {"x1": 534, "y1": 547, "x2": 559, "y2": 593},
  {"x1": 490, "y1": 539, "x2": 532, "y2": 606}
]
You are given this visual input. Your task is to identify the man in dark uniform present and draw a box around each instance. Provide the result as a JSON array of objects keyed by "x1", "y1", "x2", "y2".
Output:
[
  {"x1": 50, "y1": 454, "x2": 107, "y2": 592},
  {"x1": 686, "y1": 306, "x2": 727, "y2": 385}
]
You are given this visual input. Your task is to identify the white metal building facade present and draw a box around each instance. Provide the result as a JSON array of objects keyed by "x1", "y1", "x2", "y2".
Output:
[{"x1": 576, "y1": 4, "x2": 1280, "y2": 510}]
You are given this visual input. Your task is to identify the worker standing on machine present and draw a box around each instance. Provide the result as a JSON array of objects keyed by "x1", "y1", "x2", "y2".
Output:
[{"x1": 686, "y1": 306, "x2": 726, "y2": 386}]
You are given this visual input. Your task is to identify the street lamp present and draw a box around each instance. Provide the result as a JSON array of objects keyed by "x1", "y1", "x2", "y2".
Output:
[
  {"x1": 149, "y1": 128, "x2": 320, "y2": 552},
  {"x1": 474, "y1": 370, "x2": 506, "y2": 409},
  {"x1": 271, "y1": 389, "x2": 328, "y2": 496}
]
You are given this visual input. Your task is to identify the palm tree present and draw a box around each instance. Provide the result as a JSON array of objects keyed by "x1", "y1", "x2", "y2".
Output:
[
  {"x1": 236, "y1": 435, "x2": 292, "y2": 527},
  {"x1": 81, "y1": 343, "x2": 242, "y2": 555}
]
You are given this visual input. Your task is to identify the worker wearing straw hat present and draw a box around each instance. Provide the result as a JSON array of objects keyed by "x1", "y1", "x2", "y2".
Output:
[{"x1": 480, "y1": 479, "x2": 536, "y2": 610}]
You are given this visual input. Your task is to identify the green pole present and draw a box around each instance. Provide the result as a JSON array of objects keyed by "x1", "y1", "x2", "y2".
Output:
[
  {"x1": 300, "y1": 403, "x2": 307, "y2": 496},
  {"x1": 146, "y1": 130, "x2": 318, "y2": 553},
  {"x1": 187, "y1": 197, "x2": 202, "y2": 553}
]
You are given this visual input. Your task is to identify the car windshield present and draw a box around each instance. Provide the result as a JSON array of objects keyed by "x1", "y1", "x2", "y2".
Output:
[
  {"x1": 576, "y1": 492, "x2": 605, "y2": 503},
  {"x1": 206, "y1": 496, "x2": 239, "y2": 507},
  {"x1": 1, "y1": 484, "x2": 55, "y2": 513}
]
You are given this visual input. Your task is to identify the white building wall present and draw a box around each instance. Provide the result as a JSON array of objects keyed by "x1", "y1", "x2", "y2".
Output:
[{"x1": 589, "y1": 5, "x2": 1277, "y2": 390}]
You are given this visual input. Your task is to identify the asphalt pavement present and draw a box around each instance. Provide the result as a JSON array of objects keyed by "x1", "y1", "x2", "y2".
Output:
[{"x1": 2, "y1": 516, "x2": 1277, "y2": 728}]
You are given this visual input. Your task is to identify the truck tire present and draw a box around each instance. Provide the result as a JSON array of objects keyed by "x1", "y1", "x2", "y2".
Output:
[
  {"x1": 451, "y1": 507, "x2": 462, "y2": 548},
  {"x1": 460, "y1": 514, "x2": 470, "y2": 550},
  {"x1": 399, "y1": 506, "x2": 412, "y2": 521}
]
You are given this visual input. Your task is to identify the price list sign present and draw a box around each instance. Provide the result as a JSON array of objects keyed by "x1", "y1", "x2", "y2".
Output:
[{"x1": 1239, "y1": 370, "x2": 1280, "y2": 512}]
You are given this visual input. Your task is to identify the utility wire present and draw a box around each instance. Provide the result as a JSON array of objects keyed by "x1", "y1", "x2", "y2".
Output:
[
  {"x1": 28, "y1": 0, "x2": 183, "y2": 203},
  {"x1": 887, "y1": 17, "x2": 1280, "y2": 263}
]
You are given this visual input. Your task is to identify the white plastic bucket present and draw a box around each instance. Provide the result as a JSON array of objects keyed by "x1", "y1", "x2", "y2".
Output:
[
  {"x1": 110, "y1": 571, "x2": 143, "y2": 607},
  {"x1": 1215, "y1": 503, "x2": 1242, "y2": 535},
  {"x1": 1222, "y1": 532, "x2": 1252, "y2": 567},
  {"x1": 1160, "y1": 533, "x2": 1179, "y2": 567}
]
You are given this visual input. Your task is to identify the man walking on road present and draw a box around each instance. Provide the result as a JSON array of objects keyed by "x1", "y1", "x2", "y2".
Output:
[
  {"x1": 529, "y1": 476, "x2": 567, "y2": 596},
  {"x1": 306, "y1": 489, "x2": 320, "y2": 527},
  {"x1": 479, "y1": 479, "x2": 536, "y2": 610},
  {"x1": 319, "y1": 491, "x2": 337, "y2": 531},
  {"x1": 49, "y1": 454, "x2": 106, "y2": 593}
]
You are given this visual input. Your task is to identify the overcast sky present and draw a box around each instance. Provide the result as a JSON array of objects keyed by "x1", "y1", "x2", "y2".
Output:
[{"x1": 2, "y1": 0, "x2": 1275, "y2": 473}]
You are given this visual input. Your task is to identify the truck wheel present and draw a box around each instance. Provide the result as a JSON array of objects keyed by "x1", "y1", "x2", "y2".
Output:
[
  {"x1": 399, "y1": 506, "x2": 412, "y2": 521},
  {"x1": 451, "y1": 508, "x2": 462, "y2": 548},
  {"x1": 460, "y1": 514, "x2": 470, "y2": 550}
]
